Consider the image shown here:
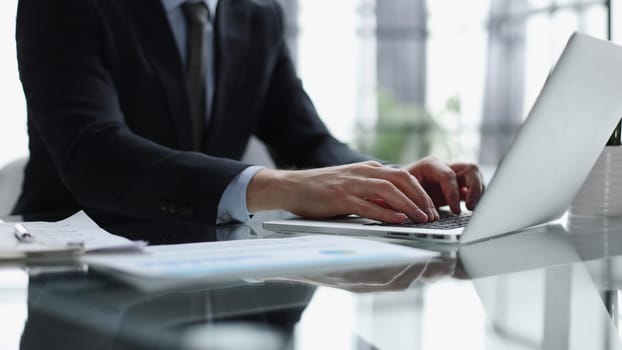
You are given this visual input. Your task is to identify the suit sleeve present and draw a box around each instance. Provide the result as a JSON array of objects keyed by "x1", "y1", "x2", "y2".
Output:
[
  {"x1": 254, "y1": 1, "x2": 371, "y2": 169},
  {"x1": 16, "y1": 0, "x2": 249, "y2": 224}
]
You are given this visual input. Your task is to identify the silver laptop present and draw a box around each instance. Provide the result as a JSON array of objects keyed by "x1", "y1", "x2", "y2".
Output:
[{"x1": 263, "y1": 32, "x2": 622, "y2": 245}]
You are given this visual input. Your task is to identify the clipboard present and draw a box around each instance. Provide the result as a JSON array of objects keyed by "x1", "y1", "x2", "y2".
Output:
[{"x1": 0, "y1": 243, "x2": 85, "y2": 261}]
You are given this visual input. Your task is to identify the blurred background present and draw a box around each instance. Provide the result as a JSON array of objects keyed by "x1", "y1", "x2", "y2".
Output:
[
  {"x1": 0, "y1": 3, "x2": 621, "y2": 349},
  {"x1": 0, "y1": 0, "x2": 620, "y2": 168}
]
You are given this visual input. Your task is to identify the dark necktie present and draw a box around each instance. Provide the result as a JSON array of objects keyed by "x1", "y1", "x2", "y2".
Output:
[{"x1": 181, "y1": 1, "x2": 211, "y2": 149}]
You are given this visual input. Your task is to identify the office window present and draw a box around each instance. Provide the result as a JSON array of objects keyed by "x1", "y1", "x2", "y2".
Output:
[
  {"x1": 296, "y1": 0, "x2": 612, "y2": 165},
  {"x1": 480, "y1": 0, "x2": 610, "y2": 164},
  {"x1": 0, "y1": 0, "x2": 616, "y2": 167},
  {"x1": 0, "y1": 0, "x2": 27, "y2": 167}
]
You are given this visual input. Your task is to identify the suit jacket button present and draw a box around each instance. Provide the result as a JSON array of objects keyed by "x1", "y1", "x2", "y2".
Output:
[
  {"x1": 159, "y1": 199, "x2": 168, "y2": 212},
  {"x1": 168, "y1": 202, "x2": 178, "y2": 214}
]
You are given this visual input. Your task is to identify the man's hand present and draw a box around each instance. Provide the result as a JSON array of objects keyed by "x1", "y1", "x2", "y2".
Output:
[
  {"x1": 406, "y1": 156, "x2": 484, "y2": 214},
  {"x1": 246, "y1": 159, "x2": 484, "y2": 223}
]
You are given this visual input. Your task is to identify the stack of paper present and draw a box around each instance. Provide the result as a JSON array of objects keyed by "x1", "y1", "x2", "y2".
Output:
[
  {"x1": 83, "y1": 235, "x2": 438, "y2": 290},
  {"x1": 0, "y1": 211, "x2": 145, "y2": 260}
]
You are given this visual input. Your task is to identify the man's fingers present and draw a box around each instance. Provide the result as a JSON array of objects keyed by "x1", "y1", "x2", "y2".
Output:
[
  {"x1": 346, "y1": 196, "x2": 408, "y2": 224},
  {"x1": 451, "y1": 163, "x2": 485, "y2": 210},
  {"x1": 437, "y1": 171, "x2": 461, "y2": 214},
  {"x1": 355, "y1": 178, "x2": 429, "y2": 222},
  {"x1": 363, "y1": 167, "x2": 439, "y2": 221},
  {"x1": 367, "y1": 198, "x2": 392, "y2": 209},
  {"x1": 464, "y1": 172, "x2": 484, "y2": 210},
  {"x1": 416, "y1": 158, "x2": 461, "y2": 214}
]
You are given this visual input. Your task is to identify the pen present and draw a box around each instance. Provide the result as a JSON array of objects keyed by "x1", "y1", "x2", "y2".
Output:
[
  {"x1": 14, "y1": 223, "x2": 34, "y2": 243},
  {"x1": 12, "y1": 223, "x2": 85, "y2": 252}
]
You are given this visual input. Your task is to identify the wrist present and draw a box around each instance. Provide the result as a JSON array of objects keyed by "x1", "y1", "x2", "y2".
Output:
[{"x1": 246, "y1": 168, "x2": 297, "y2": 212}]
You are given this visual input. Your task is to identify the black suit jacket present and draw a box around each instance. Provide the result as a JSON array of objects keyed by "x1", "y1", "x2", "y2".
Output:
[{"x1": 15, "y1": 0, "x2": 368, "y2": 224}]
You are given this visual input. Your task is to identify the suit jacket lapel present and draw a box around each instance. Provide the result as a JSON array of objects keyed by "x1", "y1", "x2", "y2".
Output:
[
  {"x1": 203, "y1": 0, "x2": 250, "y2": 154},
  {"x1": 118, "y1": 0, "x2": 195, "y2": 150}
]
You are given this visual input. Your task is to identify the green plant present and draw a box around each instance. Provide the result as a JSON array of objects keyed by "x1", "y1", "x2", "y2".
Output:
[{"x1": 357, "y1": 89, "x2": 448, "y2": 163}]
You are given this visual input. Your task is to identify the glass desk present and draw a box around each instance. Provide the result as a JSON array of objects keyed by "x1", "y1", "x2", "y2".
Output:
[{"x1": 3, "y1": 211, "x2": 622, "y2": 350}]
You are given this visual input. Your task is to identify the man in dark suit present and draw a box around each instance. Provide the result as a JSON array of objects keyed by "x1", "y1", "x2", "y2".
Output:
[{"x1": 15, "y1": 0, "x2": 484, "y2": 226}]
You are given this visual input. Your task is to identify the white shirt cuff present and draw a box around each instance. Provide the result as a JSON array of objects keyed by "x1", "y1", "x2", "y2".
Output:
[{"x1": 216, "y1": 165, "x2": 264, "y2": 224}]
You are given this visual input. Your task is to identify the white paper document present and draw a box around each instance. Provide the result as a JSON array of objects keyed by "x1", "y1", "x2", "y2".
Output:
[
  {"x1": 0, "y1": 211, "x2": 145, "y2": 259},
  {"x1": 83, "y1": 235, "x2": 438, "y2": 284}
]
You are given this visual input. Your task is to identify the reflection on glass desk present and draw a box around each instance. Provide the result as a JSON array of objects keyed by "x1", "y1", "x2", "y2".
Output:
[{"x1": 3, "y1": 211, "x2": 622, "y2": 349}]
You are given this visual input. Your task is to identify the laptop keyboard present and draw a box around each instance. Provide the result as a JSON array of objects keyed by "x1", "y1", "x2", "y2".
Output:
[{"x1": 365, "y1": 211, "x2": 472, "y2": 230}]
